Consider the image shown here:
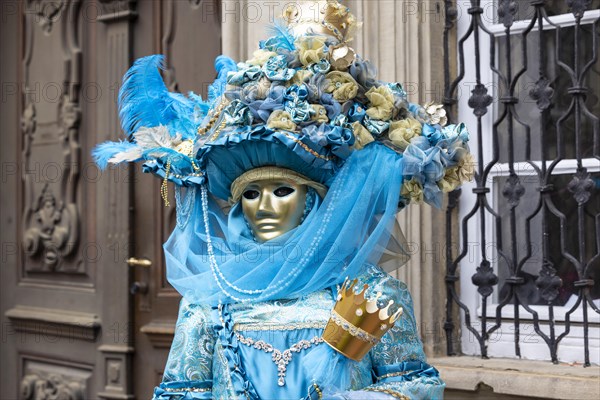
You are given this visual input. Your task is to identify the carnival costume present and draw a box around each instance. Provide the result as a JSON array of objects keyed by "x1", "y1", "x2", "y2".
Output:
[{"x1": 94, "y1": 1, "x2": 474, "y2": 399}]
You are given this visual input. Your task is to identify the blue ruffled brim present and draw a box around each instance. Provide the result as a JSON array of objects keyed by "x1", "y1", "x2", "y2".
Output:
[{"x1": 196, "y1": 125, "x2": 343, "y2": 200}]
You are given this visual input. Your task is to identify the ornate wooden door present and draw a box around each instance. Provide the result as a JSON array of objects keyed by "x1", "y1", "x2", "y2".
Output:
[
  {"x1": 130, "y1": 1, "x2": 221, "y2": 398},
  {"x1": 0, "y1": 1, "x2": 221, "y2": 399}
]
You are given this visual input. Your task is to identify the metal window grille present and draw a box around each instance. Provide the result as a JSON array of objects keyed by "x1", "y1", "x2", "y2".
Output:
[{"x1": 442, "y1": 0, "x2": 600, "y2": 366}]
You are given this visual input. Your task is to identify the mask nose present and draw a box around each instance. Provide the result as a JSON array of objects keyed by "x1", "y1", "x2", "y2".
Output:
[{"x1": 256, "y1": 188, "x2": 277, "y2": 218}]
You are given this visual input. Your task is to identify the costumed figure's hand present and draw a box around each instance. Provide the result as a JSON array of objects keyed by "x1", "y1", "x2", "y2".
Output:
[{"x1": 302, "y1": 278, "x2": 404, "y2": 393}]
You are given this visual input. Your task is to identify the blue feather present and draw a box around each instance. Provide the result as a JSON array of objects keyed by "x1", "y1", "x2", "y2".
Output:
[
  {"x1": 92, "y1": 140, "x2": 139, "y2": 170},
  {"x1": 208, "y1": 55, "x2": 237, "y2": 105},
  {"x1": 118, "y1": 55, "x2": 172, "y2": 137},
  {"x1": 118, "y1": 55, "x2": 212, "y2": 140},
  {"x1": 266, "y1": 19, "x2": 296, "y2": 51}
]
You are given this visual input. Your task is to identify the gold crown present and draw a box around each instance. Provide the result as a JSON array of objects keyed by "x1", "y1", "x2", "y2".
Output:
[
  {"x1": 322, "y1": 278, "x2": 403, "y2": 361},
  {"x1": 283, "y1": 0, "x2": 359, "y2": 43}
]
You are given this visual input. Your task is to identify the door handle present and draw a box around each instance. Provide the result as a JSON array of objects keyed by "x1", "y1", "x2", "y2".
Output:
[{"x1": 127, "y1": 257, "x2": 152, "y2": 268}]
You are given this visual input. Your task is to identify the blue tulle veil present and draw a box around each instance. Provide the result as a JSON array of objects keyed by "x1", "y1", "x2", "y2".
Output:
[{"x1": 165, "y1": 143, "x2": 405, "y2": 306}]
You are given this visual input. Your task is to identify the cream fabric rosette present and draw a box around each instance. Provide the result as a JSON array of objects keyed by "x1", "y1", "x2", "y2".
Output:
[
  {"x1": 365, "y1": 86, "x2": 395, "y2": 120},
  {"x1": 351, "y1": 122, "x2": 374, "y2": 150},
  {"x1": 324, "y1": 71, "x2": 359, "y2": 102},
  {"x1": 267, "y1": 110, "x2": 298, "y2": 131},
  {"x1": 388, "y1": 118, "x2": 422, "y2": 150},
  {"x1": 247, "y1": 49, "x2": 277, "y2": 66},
  {"x1": 296, "y1": 36, "x2": 327, "y2": 66},
  {"x1": 400, "y1": 178, "x2": 425, "y2": 203}
]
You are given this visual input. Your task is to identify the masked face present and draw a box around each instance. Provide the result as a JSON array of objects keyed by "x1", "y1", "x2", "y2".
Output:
[{"x1": 241, "y1": 179, "x2": 308, "y2": 242}]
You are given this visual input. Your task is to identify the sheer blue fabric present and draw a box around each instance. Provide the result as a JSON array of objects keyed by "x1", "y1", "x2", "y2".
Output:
[{"x1": 164, "y1": 142, "x2": 403, "y2": 306}]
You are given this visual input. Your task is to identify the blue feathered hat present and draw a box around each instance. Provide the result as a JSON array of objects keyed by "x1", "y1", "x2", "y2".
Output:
[{"x1": 93, "y1": 0, "x2": 473, "y2": 207}]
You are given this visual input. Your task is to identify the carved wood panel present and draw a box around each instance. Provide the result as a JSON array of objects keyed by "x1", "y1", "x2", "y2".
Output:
[
  {"x1": 21, "y1": 0, "x2": 86, "y2": 282},
  {"x1": 20, "y1": 357, "x2": 92, "y2": 400}
]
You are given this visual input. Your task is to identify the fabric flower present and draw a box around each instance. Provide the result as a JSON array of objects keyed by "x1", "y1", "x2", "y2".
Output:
[
  {"x1": 438, "y1": 166, "x2": 461, "y2": 193},
  {"x1": 349, "y1": 57, "x2": 378, "y2": 90},
  {"x1": 284, "y1": 85, "x2": 314, "y2": 123},
  {"x1": 234, "y1": 77, "x2": 272, "y2": 103},
  {"x1": 320, "y1": 93, "x2": 342, "y2": 120},
  {"x1": 310, "y1": 59, "x2": 331, "y2": 74},
  {"x1": 324, "y1": 71, "x2": 359, "y2": 102},
  {"x1": 329, "y1": 44, "x2": 356, "y2": 71},
  {"x1": 363, "y1": 115, "x2": 390, "y2": 136},
  {"x1": 247, "y1": 84, "x2": 286, "y2": 122},
  {"x1": 311, "y1": 105, "x2": 329, "y2": 124},
  {"x1": 456, "y1": 152, "x2": 475, "y2": 182},
  {"x1": 351, "y1": 122, "x2": 374, "y2": 150},
  {"x1": 227, "y1": 65, "x2": 262, "y2": 86},
  {"x1": 441, "y1": 123, "x2": 469, "y2": 144},
  {"x1": 247, "y1": 49, "x2": 277, "y2": 66},
  {"x1": 422, "y1": 124, "x2": 444, "y2": 146},
  {"x1": 303, "y1": 123, "x2": 355, "y2": 158},
  {"x1": 424, "y1": 102, "x2": 448, "y2": 126},
  {"x1": 263, "y1": 55, "x2": 296, "y2": 81},
  {"x1": 284, "y1": 84, "x2": 309, "y2": 102},
  {"x1": 306, "y1": 73, "x2": 328, "y2": 102},
  {"x1": 267, "y1": 110, "x2": 297, "y2": 131},
  {"x1": 296, "y1": 36, "x2": 327, "y2": 66},
  {"x1": 291, "y1": 70, "x2": 314, "y2": 86},
  {"x1": 347, "y1": 102, "x2": 367, "y2": 123},
  {"x1": 331, "y1": 114, "x2": 353, "y2": 130},
  {"x1": 408, "y1": 103, "x2": 429, "y2": 124},
  {"x1": 387, "y1": 83, "x2": 408, "y2": 100},
  {"x1": 403, "y1": 137, "x2": 445, "y2": 183},
  {"x1": 401, "y1": 178, "x2": 424, "y2": 203},
  {"x1": 365, "y1": 86, "x2": 395, "y2": 120},
  {"x1": 223, "y1": 100, "x2": 253, "y2": 125},
  {"x1": 388, "y1": 83, "x2": 410, "y2": 117},
  {"x1": 389, "y1": 118, "x2": 422, "y2": 150}
]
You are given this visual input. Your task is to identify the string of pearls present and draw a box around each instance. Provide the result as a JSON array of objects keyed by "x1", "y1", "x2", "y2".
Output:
[
  {"x1": 256, "y1": 166, "x2": 347, "y2": 300},
  {"x1": 201, "y1": 185, "x2": 266, "y2": 302}
]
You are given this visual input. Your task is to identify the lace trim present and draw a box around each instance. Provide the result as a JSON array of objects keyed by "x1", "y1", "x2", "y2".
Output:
[
  {"x1": 234, "y1": 331, "x2": 324, "y2": 387},
  {"x1": 330, "y1": 309, "x2": 380, "y2": 344},
  {"x1": 163, "y1": 387, "x2": 211, "y2": 393},
  {"x1": 233, "y1": 321, "x2": 327, "y2": 332}
]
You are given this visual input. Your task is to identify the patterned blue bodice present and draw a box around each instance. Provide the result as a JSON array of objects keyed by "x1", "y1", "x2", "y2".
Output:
[{"x1": 152, "y1": 265, "x2": 444, "y2": 399}]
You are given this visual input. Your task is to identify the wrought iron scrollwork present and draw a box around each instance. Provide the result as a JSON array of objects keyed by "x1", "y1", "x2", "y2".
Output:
[{"x1": 443, "y1": 0, "x2": 599, "y2": 366}]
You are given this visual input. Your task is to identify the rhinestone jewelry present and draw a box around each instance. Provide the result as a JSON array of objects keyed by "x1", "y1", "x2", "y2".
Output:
[
  {"x1": 330, "y1": 309, "x2": 380, "y2": 344},
  {"x1": 234, "y1": 332, "x2": 324, "y2": 386}
]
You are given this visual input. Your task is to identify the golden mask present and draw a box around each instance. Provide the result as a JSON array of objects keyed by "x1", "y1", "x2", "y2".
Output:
[{"x1": 241, "y1": 179, "x2": 308, "y2": 242}]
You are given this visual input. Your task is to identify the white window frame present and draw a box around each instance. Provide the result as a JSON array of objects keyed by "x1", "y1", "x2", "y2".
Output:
[{"x1": 455, "y1": 0, "x2": 600, "y2": 364}]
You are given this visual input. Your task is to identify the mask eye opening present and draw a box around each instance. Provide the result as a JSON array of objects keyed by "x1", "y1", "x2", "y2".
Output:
[
  {"x1": 274, "y1": 186, "x2": 296, "y2": 197},
  {"x1": 243, "y1": 189, "x2": 260, "y2": 200}
]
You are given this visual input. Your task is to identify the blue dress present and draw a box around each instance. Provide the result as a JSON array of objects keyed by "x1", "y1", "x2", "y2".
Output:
[{"x1": 152, "y1": 265, "x2": 444, "y2": 400}]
